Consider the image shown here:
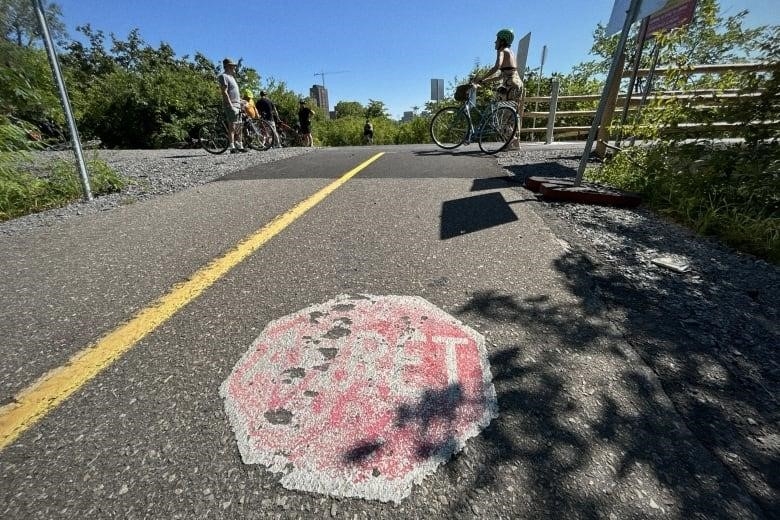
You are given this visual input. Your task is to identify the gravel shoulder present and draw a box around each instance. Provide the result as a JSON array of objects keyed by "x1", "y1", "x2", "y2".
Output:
[{"x1": 498, "y1": 147, "x2": 779, "y2": 518}]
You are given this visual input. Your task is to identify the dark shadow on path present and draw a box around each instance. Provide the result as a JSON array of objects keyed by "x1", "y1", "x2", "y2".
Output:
[{"x1": 440, "y1": 192, "x2": 518, "y2": 239}]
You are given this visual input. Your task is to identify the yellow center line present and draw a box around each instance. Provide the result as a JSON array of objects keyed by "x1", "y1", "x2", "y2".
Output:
[{"x1": 0, "y1": 152, "x2": 385, "y2": 451}]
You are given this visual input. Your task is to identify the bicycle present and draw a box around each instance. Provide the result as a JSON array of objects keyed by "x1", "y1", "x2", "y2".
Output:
[
  {"x1": 276, "y1": 120, "x2": 304, "y2": 147},
  {"x1": 198, "y1": 106, "x2": 274, "y2": 154},
  {"x1": 429, "y1": 84, "x2": 518, "y2": 154}
]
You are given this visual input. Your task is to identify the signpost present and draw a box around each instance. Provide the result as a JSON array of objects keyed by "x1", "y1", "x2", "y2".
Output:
[
  {"x1": 32, "y1": 0, "x2": 92, "y2": 201},
  {"x1": 647, "y1": 0, "x2": 697, "y2": 35},
  {"x1": 515, "y1": 32, "x2": 531, "y2": 78},
  {"x1": 575, "y1": 0, "x2": 642, "y2": 185},
  {"x1": 606, "y1": 0, "x2": 689, "y2": 35},
  {"x1": 221, "y1": 294, "x2": 498, "y2": 503}
]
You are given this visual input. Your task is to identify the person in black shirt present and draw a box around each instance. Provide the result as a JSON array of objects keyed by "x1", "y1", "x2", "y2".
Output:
[
  {"x1": 298, "y1": 100, "x2": 315, "y2": 147},
  {"x1": 363, "y1": 119, "x2": 374, "y2": 145},
  {"x1": 257, "y1": 91, "x2": 282, "y2": 148}
]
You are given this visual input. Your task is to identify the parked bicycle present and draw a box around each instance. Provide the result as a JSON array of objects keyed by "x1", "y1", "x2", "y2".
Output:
[
  {"x1": 429, "y1": 84, "x2": 518, "y2": 154},
  {"x1": 198, "y1": 106, "x2": 274, "y2": 154},
  {"x1": 276, "y1": 120, "x2": 304, "y2": 147}
]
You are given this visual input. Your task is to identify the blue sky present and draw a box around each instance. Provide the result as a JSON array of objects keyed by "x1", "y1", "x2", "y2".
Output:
[{"x1": 55, "y1": 0, "x2": 778, "y2": 119}]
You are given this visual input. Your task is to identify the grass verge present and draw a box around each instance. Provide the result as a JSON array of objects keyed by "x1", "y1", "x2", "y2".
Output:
[
  {"x1": 585, "y1": 141, "x2": 780, "y2": 264},
  {"x1": 0, "y1": 151, "x2": 125, "y2": 221}
]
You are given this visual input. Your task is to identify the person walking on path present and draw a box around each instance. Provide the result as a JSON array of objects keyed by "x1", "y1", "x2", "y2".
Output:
[
  {"x1": 472, "y1": 29, "x2": 524, "y2": 148},
  {"x1": 298, "y1": 100, "x2": 315, "y2": 147},
  {"x1": 363, "y1": 118, "x2": 374, "y2": 145},
  {"x1": 257, "y1": 91, "x2": 282, "y2": 148},
  {"x1": 217, "y1": 58, "x2": 246, "y2": 153}
]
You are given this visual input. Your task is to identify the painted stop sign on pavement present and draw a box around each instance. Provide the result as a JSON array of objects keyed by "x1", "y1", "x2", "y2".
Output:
[{"x1": 220, "y1": 294, "x2": 498, "y2": 503}]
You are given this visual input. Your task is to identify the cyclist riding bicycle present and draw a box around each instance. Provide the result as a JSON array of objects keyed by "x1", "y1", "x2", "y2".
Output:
[{"x1": 472, "y1": 29, "x2": 523, "y2": 147}]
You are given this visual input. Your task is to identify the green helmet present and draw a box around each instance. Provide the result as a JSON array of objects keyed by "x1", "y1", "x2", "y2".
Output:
[
  {"x1": 496, "y1": 28, "x2": 514, "y2": 46},
  {"x1": 242, "y1": 89, "x2": 253, "y2": 99}
]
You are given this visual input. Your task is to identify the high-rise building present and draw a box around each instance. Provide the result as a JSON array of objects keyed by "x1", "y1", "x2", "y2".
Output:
[{"x1": 310, "y1": 85, "x2": 329, "y2": 119}]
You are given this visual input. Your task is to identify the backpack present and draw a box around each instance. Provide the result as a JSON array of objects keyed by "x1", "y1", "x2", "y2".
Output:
[{"x1": 454, "y1": 84, "x2": 471, "y2": 102}]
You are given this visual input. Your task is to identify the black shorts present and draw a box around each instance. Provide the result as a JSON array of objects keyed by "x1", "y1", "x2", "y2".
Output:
[{"x1": 300, "y1": 124, "x2": 311, "y2": 133}]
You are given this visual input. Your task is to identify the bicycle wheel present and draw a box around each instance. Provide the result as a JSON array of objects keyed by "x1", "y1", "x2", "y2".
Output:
[
  {"x1": 278, "y1": 128, "x2": 295, "y2": 148},
  {"x1": 478, "y1": 106, "x2": 518, "y2": 154},
  {"x1": 198, "y1": 120, "x2": 230, "y2": 154},
  {"x1": 430, "y1": 106, "x2": 469, "y2": 149},
  {"x1": 244, "y1": 119, "x2": 272, "y2": 151},
  {"x1": 256, "y1": 119, "x2": 275, "y2": 150}
]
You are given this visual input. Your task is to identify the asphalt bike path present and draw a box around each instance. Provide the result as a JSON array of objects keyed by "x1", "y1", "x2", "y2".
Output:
[{"x1": 0, "y1": 145, "x2": 765, "y2": 519}]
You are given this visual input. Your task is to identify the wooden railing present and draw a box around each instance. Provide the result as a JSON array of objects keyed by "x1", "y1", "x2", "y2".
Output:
[{"x1": 517, "y1": 62, "x2": 777, "y2": 146}]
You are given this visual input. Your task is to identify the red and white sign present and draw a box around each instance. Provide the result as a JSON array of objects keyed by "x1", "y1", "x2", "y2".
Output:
[
  {"x1": 220, "y1": 294, "x2": 497, "y2": 503},
  {"x1": 647, "y1": 0, "x2": 697, "y2": 36}
]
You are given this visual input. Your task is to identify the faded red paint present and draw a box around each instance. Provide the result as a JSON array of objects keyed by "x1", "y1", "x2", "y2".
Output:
[{"x1": 221, "y1": 295, "x2": 496, "y2": 500}]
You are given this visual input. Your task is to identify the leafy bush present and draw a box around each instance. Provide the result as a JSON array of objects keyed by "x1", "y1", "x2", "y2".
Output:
[{"x1": 587, "y1": 142, "x2": 780, "y2": 263}]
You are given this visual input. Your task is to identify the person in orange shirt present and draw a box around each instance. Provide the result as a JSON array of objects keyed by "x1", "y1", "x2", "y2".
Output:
[{"x1": 241, "y1": 89, "x2": 259, "y2": 119}]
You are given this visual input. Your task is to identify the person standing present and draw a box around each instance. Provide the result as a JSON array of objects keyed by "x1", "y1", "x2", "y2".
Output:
[
  {"x1": 241, "y1": 89, "x2": 259, "y2": 119},
  {"x1": 256, "y1": 91, "x2": 282, "y2": 148},
  {"x1": 217, "y1": 58, "x2": 246, "y2": 153},
  {"x1": 298, "y1": 99, "x2": 315, "y2": 147},
  {"x1": 363, "y1": 118, "x2": 374, "y2": 145}
]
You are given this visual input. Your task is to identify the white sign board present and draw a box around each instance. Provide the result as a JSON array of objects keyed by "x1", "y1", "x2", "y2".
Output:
[
  {"x1": 606, "y1": 0, "x2": 687, "y2": 35},
  {"x1": 515, "y1": 32, "x2": 531, "y2": 76}
]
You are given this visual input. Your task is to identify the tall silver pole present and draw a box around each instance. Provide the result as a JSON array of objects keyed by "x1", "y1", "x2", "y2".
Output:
[
  {"x1": 615, "y1": 16, "x2": 649, "y2": 148},
  {"x1": 33, "y1": 0, "x2": 92, "y2": 201},
  {"x1": 574, "y1": 0, "x2": 641, "y2": 186}
]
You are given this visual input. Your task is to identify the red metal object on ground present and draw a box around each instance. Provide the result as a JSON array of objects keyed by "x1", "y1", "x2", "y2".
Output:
[
  {"x1": 524, "y1": 176, "x2": 642, "y2": 207},
  {"x1": 220, "y1": 294, "x2": 498, "y2": 503}
]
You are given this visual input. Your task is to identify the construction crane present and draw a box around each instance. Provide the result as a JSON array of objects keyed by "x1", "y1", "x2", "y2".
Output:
[{"x1": 314, "y1": 70, "x2": 349, "y2": 87}]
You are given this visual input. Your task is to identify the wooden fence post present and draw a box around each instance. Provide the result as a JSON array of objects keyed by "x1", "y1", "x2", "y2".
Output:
[{"x1": 546, "y1": 79, "x2": 560, "y2": 144}]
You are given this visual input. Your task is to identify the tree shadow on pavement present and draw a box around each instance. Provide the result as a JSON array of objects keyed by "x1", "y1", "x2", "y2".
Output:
[
  {"x1": 543, "y1": 209, "x2": 780, "y2": 517},
  {"x1": 440, "y1": 245, "x2": 774, "y2": 518}
]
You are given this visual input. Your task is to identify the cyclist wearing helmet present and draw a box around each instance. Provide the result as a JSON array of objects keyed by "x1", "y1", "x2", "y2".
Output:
[
  {"x1": 473, "y1": 29, "x2": 523, "y2": 146},
  {"x1": 241, "y1": 89, "x2": 259, "y2": 119},
  {"x1": 474, "y1": 29, "x2": 523, "y2": 102}
]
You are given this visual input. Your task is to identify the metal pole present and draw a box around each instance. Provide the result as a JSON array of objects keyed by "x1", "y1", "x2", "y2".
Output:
[
  {"x1": 615, "y1": 16, "x2": 650, "y2": 148},
  {"x1": 32, "y1": 0, "x2": 92, "y2": 201},
  {"x1": 545, "y1": 79, "x2": 559, "y2": 144},
  {"x1": 629, "y1": 42, "x2": 661, "y2": 147},
  {"x1": 531, "y1": 45, "x2": 547, "y2": 139},
  {"x1": 574, "y1": 0, "x2": 641, "y2": 186}
]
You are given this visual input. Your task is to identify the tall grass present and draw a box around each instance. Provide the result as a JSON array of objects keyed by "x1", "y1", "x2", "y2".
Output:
[
  {"x1": 0, "y1": 151, "x2": 125, "y2": 221},
  {"x1": 586, "y1": 142, "x2": 780, "y2": 263}
]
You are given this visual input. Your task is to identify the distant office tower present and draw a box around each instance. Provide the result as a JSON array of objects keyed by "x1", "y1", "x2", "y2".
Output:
[
  {"x1": 310, "y1": 85, "x2": 329, "y2": 119},
  {"x1": 402, "y1": 111, "x2": 415, "y2": 123}
]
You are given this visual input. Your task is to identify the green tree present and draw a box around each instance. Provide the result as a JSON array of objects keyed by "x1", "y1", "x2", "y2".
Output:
[
  {"x1": 1, "y1": 0, "x2": 67, "y2": 47},
  {"x1": 334, "y1": 101, "x2": 364, "y2": 119},
  {"x1": 575, "y1": 0, "x2": 769, "y2": 89},
  {"x1": 0, "y1": 40, "x2": 62, "y2": 130},
  {"x1": 365, "y1": 99, "x2": 389, "y2": 119}
]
